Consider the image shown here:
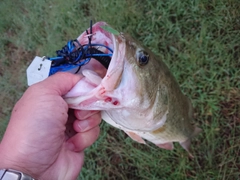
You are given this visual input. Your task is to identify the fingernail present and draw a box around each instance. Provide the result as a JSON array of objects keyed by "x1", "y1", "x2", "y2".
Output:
[
  {"x1": 77, "y1": 110, "x2": 98, "y2": 119},
  {"x1": 78, "y1": 120, "x2": 89, "y2": 132}
]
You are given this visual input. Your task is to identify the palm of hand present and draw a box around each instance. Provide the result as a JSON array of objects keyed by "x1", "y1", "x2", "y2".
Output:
[{"x1": 0, "y1": 73, "x2": 100, "y2": 180}]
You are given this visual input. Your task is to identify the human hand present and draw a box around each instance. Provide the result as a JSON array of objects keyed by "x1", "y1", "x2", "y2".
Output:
[{"x1": 0, "y1": 72, "x2": 101, "y2": 180}]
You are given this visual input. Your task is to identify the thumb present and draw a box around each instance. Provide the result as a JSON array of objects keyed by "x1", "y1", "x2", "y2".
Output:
[{"x1": 38, "y1": 72, "x2": 82, "y2": 96}]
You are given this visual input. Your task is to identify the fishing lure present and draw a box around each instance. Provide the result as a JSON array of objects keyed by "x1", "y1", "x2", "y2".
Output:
[
  {"x1": 27, "y1": 21, "x2": 113, "y2": 86},
  {"x1": 48, "y1": 20, "x2": 113, "y2": 75}
]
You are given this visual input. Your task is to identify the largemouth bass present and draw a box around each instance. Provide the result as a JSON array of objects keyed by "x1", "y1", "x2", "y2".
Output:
[{"x1": 64, "y1": 22, "x2": 201, "y2": 155}]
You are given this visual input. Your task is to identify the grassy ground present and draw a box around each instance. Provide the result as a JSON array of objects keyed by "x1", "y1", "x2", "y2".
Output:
[{"x1": 0, "y1": 0, "x2": 240, "y2": 179}]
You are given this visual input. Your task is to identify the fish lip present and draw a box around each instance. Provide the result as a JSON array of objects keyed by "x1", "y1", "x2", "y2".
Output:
[{"x1": 101, "y1": 33, "x2": 125, "y2": 91}]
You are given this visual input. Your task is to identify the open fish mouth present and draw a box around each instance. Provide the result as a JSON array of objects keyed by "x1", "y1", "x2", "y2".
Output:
[
  {"x1": 81, "y1": 21, "x2": 126, "y2": 91},
  {"x1": 64, "y1": 22, "x2": 127, "y2": 109}
]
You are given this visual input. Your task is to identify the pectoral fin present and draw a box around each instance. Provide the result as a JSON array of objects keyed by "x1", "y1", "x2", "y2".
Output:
[
  {"x1": 156, "y1": 142, "x2": 174, "y2": 150},
  {"x1": 125, "y1": 131, "x2": 146, "y2": 144}
]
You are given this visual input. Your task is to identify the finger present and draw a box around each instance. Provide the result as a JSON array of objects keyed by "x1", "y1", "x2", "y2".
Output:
[
  {"x1": 38, "y1": 72, "x2": 82, "y2": 96},
  {"x1": 67, "y1": 126, "x2": 100, "y2": 152},
  {"x1": 73, "y1": 112, "x2": 102, "y2": 132},
  {"x1": 74, "y1": 110, "x2": 99, "y2": 120},
  {"x1": 65, "y1": 110, "x2": 77, "y2": 138}
]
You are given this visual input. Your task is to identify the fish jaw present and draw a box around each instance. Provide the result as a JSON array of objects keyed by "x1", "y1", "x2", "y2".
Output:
[{"x1": 64, "y1": 22, "x2": 125, "y2": 109}]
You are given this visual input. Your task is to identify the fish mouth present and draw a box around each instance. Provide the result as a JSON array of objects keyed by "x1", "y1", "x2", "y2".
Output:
[
  {"x1": 78, "y1": 22, "x2": 125, "y2": 89},
  {"x1": 64, "y1": 22, "x2": 126, "y2": 103}
]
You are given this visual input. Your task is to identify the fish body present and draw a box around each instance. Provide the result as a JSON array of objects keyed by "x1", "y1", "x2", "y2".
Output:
[{"x1": 65, "y1": 22, "x2": 201, "y2": 153}]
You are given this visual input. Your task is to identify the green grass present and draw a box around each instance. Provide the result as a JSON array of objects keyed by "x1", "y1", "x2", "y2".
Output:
[{"x1": 0, "y1": 0, "x2": 240, "y2": 179}]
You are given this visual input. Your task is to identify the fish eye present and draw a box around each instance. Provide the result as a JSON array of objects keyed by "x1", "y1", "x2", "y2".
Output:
[{"x1": 137, "y1": 50, "x2": 149, "y2": 66}]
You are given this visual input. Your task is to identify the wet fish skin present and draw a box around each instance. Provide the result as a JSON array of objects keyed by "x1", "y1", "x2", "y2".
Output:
[
  {"x1": 64, "y1": 22, "x2": 201, "y2": 155},
  {"x1": 113, "y1": 34, "x2": 201, "y2": 152}
]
